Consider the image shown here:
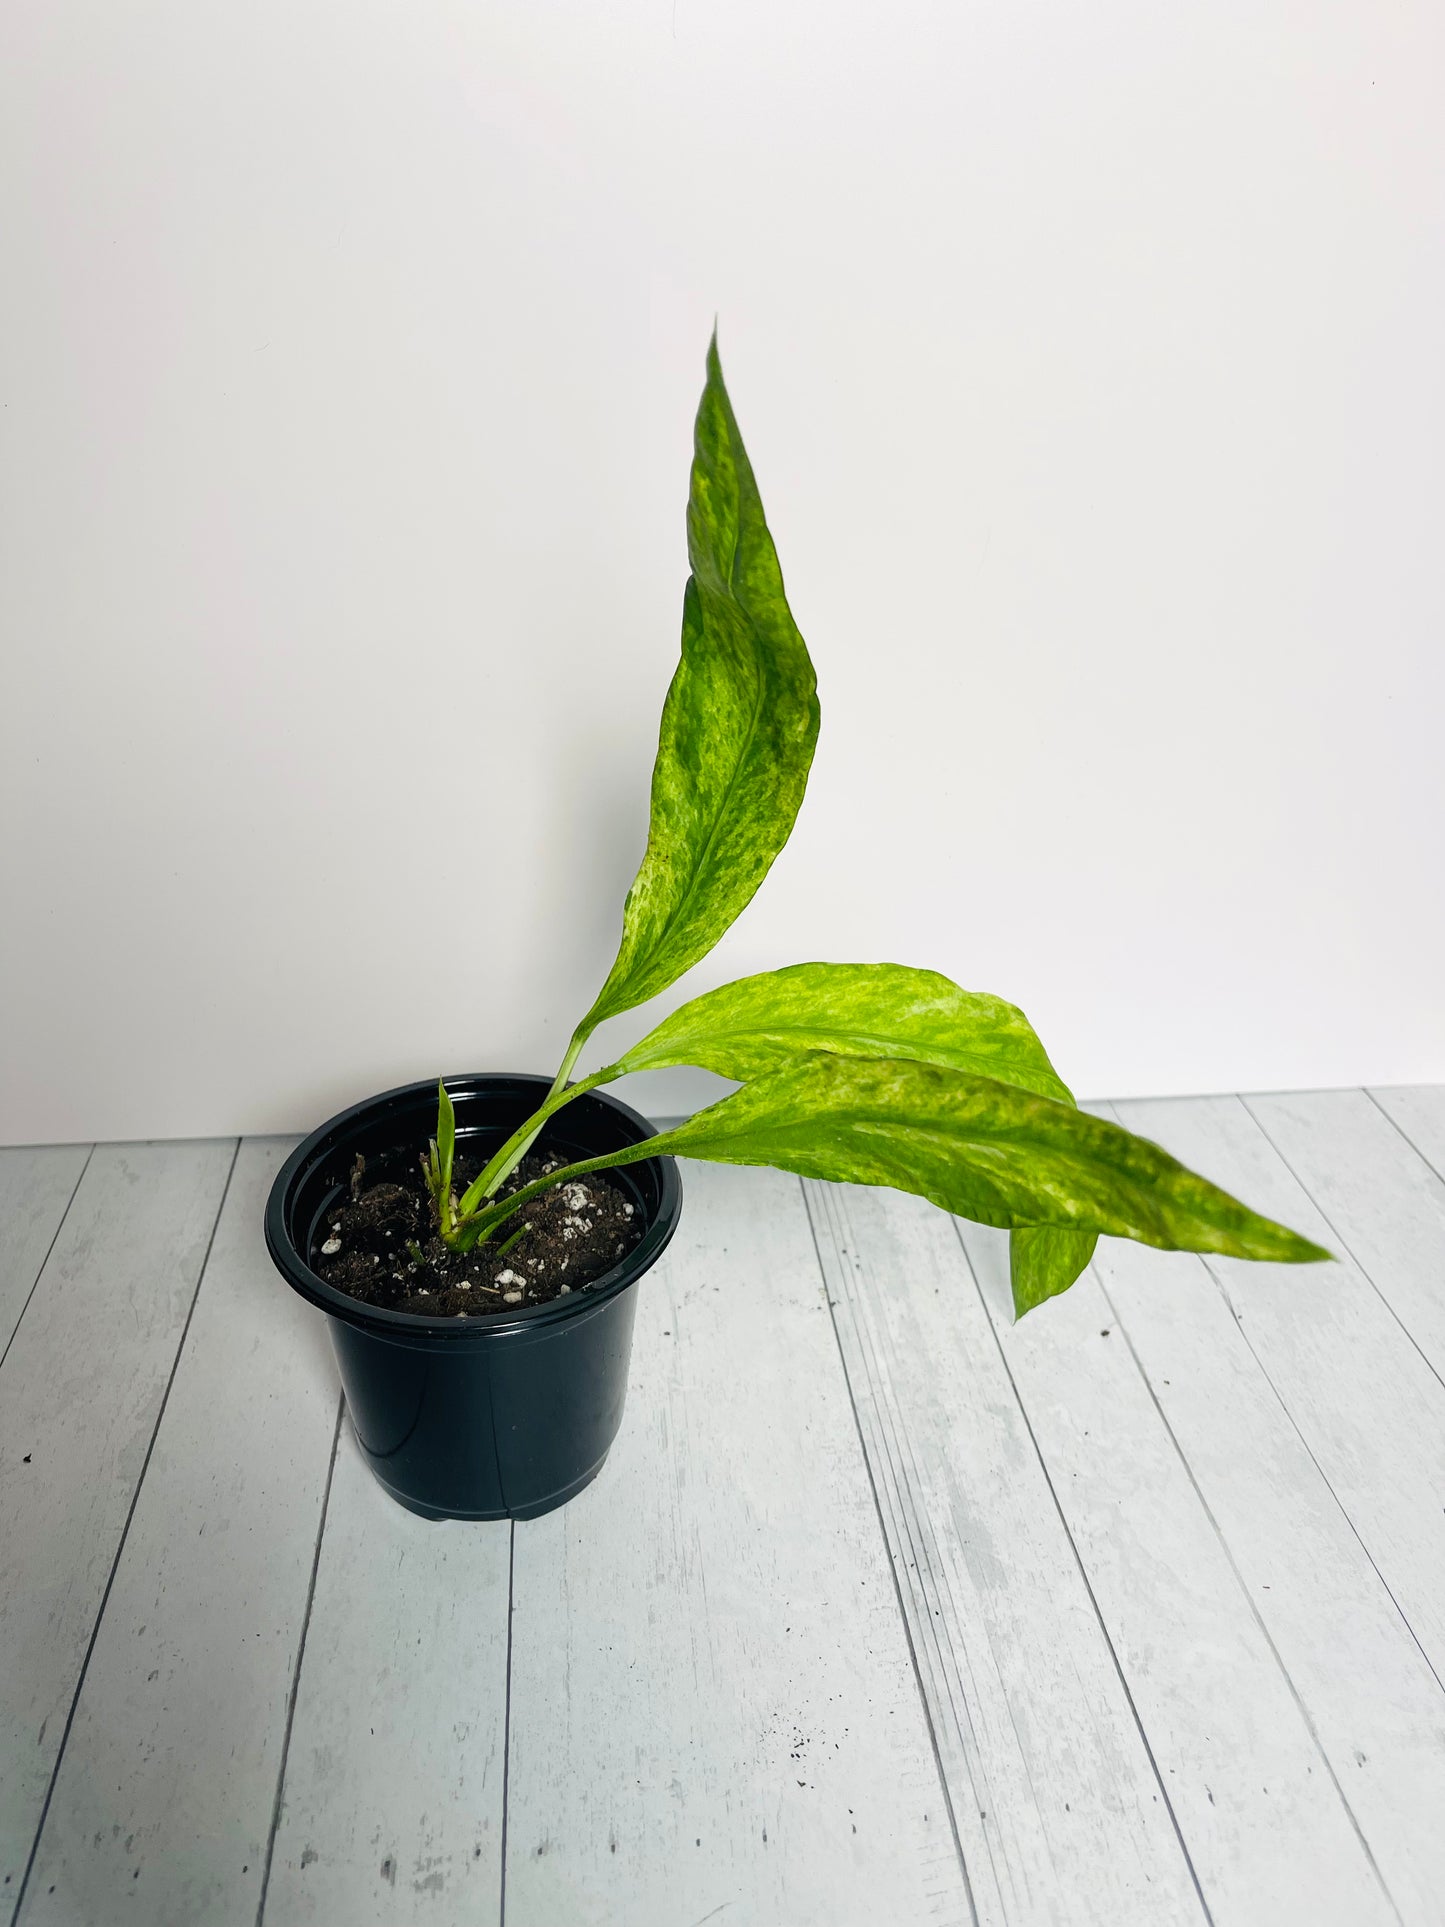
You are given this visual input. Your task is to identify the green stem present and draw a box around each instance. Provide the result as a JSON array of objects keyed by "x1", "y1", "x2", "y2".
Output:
[
  {"x1": 457, "y1": 1051, "x2": 621, "y2": 1216},
  {"x1": 494, "y1": 1217, "x2": 532, "y2": 1259},
  {"x1": 551, "y1": 1028, "x2": 588, "y2": 1095},
  {"x1": 455, "y1": 1131, "x2": 670, "y2": 1252}
]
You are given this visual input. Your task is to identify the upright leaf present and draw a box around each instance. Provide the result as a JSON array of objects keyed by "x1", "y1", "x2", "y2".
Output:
[
  {"x1": 436, "y1": 1079, "x2": 456, "y2": 1203},
  {"x1": 617, "y1": 962, "x2": 1074, "y2": 1102},
  {"x1": 578, "y1": 337, "x2": 820, "y2": 1036}
]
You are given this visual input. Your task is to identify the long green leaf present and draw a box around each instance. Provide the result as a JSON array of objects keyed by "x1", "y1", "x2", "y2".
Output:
[
  {"x1": 648, "y1": 1058, "x2": 1329, "y2": 1255},
  {"x1": 466, "y1": 1056, "x2": 1330, "y2": 1264},
  {"x1": 617, "y1": 962, "x2": 1074, "y2": 1102},
  {"x1": 577, "y1": 336, "x2": 820, "y2": 1037}
]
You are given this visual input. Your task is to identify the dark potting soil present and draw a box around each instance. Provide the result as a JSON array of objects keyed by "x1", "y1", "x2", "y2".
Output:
[{"x1": 311, "y1": 1144, "x2": 643, "y2": 1318}]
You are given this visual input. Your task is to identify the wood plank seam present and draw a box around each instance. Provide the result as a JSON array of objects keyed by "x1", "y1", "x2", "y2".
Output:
[
  {"x1": 1240, "y1": 1096, "x2": 1445, "y2": 1402},
  {"x1": 1366, "y1": 1091, "x2": 1445, "y2": 1187},
  {"x1": 255, "y1": 1392, "x2": 346, "y2": 1927},
  {"x1": 8, "y1": 1137, "x2": 240, "y2": 1927},
  {"x1": 813, "y1": 1179, "x2": 999, "y2": 1813},
  {"x1": 498, "y1": 1520, "x2": 516, "y2": 1927},
  {"x1": 0, "y1": 1146, "x2": 94, "y2": 1376},
  {"x1": 947, "y1": 1222, "x2": 1216, "y2": 1927},
  {"x1": 801, "y1": 1178, "x2": 979, "y2": 1927},
  {"x1": 817, "y1": 1343, "x2": 978, "y2": 1922},
  {"x1": 1110, "y1": 1094, "x2": 1445, "y2": 1696},
  {"x1": 812, "y1": 1173, "x2": 1220, "y2": 1922},
  {"x1": 261, "y1": 1431, "x2": 510, "y2": 1920},
  {"x1": 1192, "y1": 1249, "x2": 1445, "y2": 1705},
  {"x1": 501, "y1": 1162, "x2": 968, "y2": 1926},
  {"x1": 1091, "y1": 1094, "x2": 1445, "y2": 1921},
  {"x1": 1090, "y1": 1265, "x2": 1400, "y2": 1923},
  {"x1": 807, "y1": 1181, "x2": 996, "y2": 1911}
]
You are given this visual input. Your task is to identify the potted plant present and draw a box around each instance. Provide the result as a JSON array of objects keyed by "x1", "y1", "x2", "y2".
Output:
[{"x1": 265, "y1": 335, "x2": 1326, "y2": 1522}]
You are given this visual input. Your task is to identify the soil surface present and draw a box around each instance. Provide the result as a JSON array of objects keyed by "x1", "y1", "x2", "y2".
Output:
[{"x1": 311, "y1": 1144, "x2": 643, "y2": 1318}]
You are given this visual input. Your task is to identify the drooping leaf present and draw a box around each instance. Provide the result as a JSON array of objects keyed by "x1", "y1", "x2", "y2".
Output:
[
  {"x1": 615, "y1": 960, "x2": 1097, "y2": 1312},
  {"x1": 1009, "y1": 1226, "x2": 1099, "y2": 1317},
  {"x1": 1006, "y1": 1070, "x2": 1097, "y2": 1316},
  {"x1": 577, "y1": 336, "x2": 820, "y2": 1037},
  {"x1": 467, "y1": 1056, "x2": 1331, "y2": 1265},
  {"x1": 617, "y1": 961, "x2": 1074, "y2": 1103},
  {"x1": 646, "y1": 1058, "x2": 1330, "y2": 1255}
]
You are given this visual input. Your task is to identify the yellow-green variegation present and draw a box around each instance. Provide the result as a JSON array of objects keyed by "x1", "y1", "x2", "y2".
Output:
[
  {"x1": 456, "y1": 1057, "x2": 1328, "y2": 1273},
  {"x1": 431, "y1": 332, "x2": 1329, "y2": 1319},
  {"x1": 614, "y1": 962, "x2": 1073, "y2": 1099},
  {"x1": 580, "y1": 335, "x2": 819, "y2": 1042}
]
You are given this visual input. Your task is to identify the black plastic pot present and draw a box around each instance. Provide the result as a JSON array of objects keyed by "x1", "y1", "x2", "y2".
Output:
[{"x1": 265, "y1": 1074, "x2": 681, "y2": 1522}]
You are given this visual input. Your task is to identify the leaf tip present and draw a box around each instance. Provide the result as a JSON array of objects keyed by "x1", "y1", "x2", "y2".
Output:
[
  {"x1": 703, "y1": 327, "x2": 732, "y2": 414},
  {"x1": 1290, "y1": 1232, "x2": 1335, "y2": 1265}
]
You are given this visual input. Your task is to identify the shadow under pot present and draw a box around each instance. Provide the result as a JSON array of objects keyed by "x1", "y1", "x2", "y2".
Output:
[{"x1": 264, "y1": 1074, "x2": 682, "y2": 1521}]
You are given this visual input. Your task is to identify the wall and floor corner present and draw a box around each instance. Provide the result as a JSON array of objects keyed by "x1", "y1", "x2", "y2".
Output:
[{"x1": 1, "y1": 0, "x2": 1441, "y2": 1147}]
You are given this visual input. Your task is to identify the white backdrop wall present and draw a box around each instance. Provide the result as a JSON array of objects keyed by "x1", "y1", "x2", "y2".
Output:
[{"x1": 2, "y1": 0, "x2": 1442, "y2": 1145}]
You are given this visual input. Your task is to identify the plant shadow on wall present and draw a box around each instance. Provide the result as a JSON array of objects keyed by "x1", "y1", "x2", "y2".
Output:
[
  {"x1": 265, "y1": 330, "x2": 1328, "y2": 1523},
  {"x1": 405, "y1": 331, "x2": 1330, "y2": 1316}
]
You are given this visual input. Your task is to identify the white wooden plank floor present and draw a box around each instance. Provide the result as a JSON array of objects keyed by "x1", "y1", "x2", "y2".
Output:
[{"x1": 2, "y1": 1089, "x2": 1443, "y2": 1926}]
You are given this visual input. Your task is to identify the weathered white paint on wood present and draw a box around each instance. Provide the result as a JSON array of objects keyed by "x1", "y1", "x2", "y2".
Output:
[
  {"x1": 1368, "y1": 1086, "x2": 1445, "y2": 1181},
  {"x1": 6, "y1": 1097, "x2": 1445, "y2": 1924},
  {"x1": 1089, "y1": 1100, "x2": 1445, "y2": 1925},
  {"x1": 504, "y1": 1161, "x2": 970, "y2": 1927},
  {"x1": 805, "y1": 1177, "x2": 1205, "y2": 1927},
  {"x1": 0, "y1": 1139, "x2": 235, "y2": 1903},
  {"x1": 0, "y1": 1145, "x2": 89, "y2": 1357},
  {"x1": 261, "y1": 1431, "x2": 511, "y2": 1926},
  {"x1": 957, "y1": 1218, "x2": 1396, "y2": 1927},
  {"x1": 1116, "y1": 1095, "x2": 1445, "y2": 1687},
  {"x1": 1244, "y1": 1088, "x2": 1445, "y2": 1385},
  {"x1": 17, "y1": 1139, "x2": 339, "y2": 1927}
]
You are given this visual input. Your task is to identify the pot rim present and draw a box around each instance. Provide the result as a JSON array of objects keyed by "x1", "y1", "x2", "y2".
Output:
[{"x1": 265, "y1": 1072, "x2": 682, "y2": 1344}]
